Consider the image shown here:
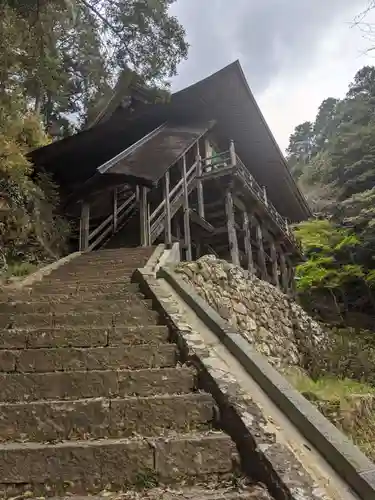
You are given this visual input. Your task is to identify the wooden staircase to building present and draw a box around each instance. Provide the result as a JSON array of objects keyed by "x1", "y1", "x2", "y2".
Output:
[{"x1": 0, "y1": 247, "x2": 273, "y2": 499}]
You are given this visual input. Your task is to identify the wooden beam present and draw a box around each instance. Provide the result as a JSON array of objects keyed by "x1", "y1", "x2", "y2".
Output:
[
  {"x1": 270, "y1": 240, "x2": 280, "y2": 288},
  {"x1": 229, "y1": 140, "x2": 236, "y2": 166},
  {"x1": 254, "y1": 219, "x2": 267, "y2": 280},
  {"x1": 243, "y1": 211, "x2": 254, "y2": 273},
  {"x1": 279, "y1": 249, "x2": 289, "y2": 293},
  {"x1": 196, "y1": 144, "x2": 205, "y2": 219},
  {"x1": 79, "y1": 201, "x2": 90, "y2": 251},
  {"x1": 225, "y1": 190, "x2": 239, "y2": 266},
  {"x1": 181, "y1": 155, "x2": 192, "y2": 260},
  {"x1": 163, "y1": 170, "x2": 172, "y2": 247},
  {"x1": 112, "y1": 187, "x2": 118, "y2": 233},
  {"x1": 139, "y1": 186, "x2": 148, "y2": 246}
]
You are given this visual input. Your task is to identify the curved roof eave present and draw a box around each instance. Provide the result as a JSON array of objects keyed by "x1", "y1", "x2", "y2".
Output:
[{"x1": 168, "y1": 60, "x2": 311, "y2": 222}]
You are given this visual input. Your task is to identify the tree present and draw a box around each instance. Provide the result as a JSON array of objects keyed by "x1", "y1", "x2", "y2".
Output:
[{"x1": 1, "y1": 0, "x2": 188, "y2": 130}]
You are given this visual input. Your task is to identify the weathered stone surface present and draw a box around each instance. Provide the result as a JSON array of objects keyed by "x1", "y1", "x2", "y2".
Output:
[
  {"x1": 0, "y1": 370, "x2": 119, "y2": 402},
  {"x1": 0, "y1": 350, "x2": 16, "y2": 371},
  {"x1": 0, "y1": 438, "x2": 152, "y2": 484},
  {"x1": 30, "y1": 282, "x2": 141, "y2": 297},
  {"x1": 0, "y1": 308, "x2": 159, "y2": 328},
  {"x1": 11, "y1": 344, "x2": 176, "y2": 373},
  {"x1": 110, "y1": 393, "x2": 215, "y2": 437},
  {"x1": 154, "y1": 433, "x2": 235, "y2": 478},
  {"x1": 0, "y1": 298, "x2": 149, "y2": 314},
  {"x1": 117, "y1": 367, "x2": 195, "y2": 396},
  {"x1": 26, "y1": 326, "x2": 108, "y2": 348},
  {"x1": 109, "y1": 325, "x2": 169, "y2": 346},
  {"x1": 175, "y1": 256, "x2": 329, "y2": 370},
  {"x1": 0, "y1": 398, "x2": 110, "y2": 442},
  {"x1": 0, "y1": 394, "x2": 215, "y2": 443}
]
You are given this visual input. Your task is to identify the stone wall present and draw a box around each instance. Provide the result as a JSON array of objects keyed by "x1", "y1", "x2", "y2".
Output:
[{"x1": 175, "y1": 256, "x2": 329, "y2": 371}]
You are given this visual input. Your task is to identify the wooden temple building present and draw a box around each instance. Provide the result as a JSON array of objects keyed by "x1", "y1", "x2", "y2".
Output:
[{"x1": 29, "y1": 61, "x2": 311, "y2": 294}]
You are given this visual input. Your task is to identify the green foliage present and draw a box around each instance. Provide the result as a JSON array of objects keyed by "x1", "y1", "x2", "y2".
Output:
[
  {"x1": 0, "y1": 96, "x2": 69, "y2": 276},
  {"x1": 288, "y1": 65, "x2": 375, "y2": 319},
  {"x1": 294, "y1": 220, "x2": 364, "y2": 296}
]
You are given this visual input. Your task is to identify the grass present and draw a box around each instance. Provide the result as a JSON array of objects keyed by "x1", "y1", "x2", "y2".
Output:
[{"x1": 282, "y1": 366, "x2": 375, "y2": 460}]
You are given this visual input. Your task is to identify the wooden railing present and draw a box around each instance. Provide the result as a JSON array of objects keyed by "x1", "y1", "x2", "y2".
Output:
[
  {"x1": 149, "y1": 159, "x2": 197, "y2": 243},
  {"x1": 79, "y1": 189, "x2": 137, "y2": 252},
  {"x1": 200, "y1": 144, "x2": 299, "y2": 248}
]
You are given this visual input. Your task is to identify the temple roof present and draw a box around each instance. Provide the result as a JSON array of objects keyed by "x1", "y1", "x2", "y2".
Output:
[{"x1": 29, "y1": 61, "x2": 311, "y2": 221}]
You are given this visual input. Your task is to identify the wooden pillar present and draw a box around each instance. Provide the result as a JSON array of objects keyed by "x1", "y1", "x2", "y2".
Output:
[
  {"x1": 140, "y1": 186, "x2": 148, "y2": 247},
  {"x1": 229, "y1": 140, "x2": 236, "y2": 166},
  {"x1": 270, "y1": 240, "x2": 280, "y2": 288},
  {"x1": 196, "y1": 142, "x2": 205, "y2": 219},
  {"x1": 163, "y1": 170, "x2": 172, "y2": 247},
  {"x1": 181, "y1": 155, "x2": 192, "y2": 260},
  {"x1": 242, "y1": 211, "x2": 254, "y2": 273},
  {"x1": 79, "y1": 201, "x2": 90, "y2": 251},
  {"x1": 279, "y1": 249, "x2": 289, "y2": 293},
  {"x1": 254, "y1": 219, "x2": 267, "y2": 280},
  {"x1": 113, "y1": 187, "x2": 118, "y2": 233},
  {"x1": 225, "y1": 190, "x2": 239, "y2": 266}
]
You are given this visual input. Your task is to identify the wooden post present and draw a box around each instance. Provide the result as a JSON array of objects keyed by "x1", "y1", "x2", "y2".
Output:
[
  {"x1": 279, "y1": 249, "x2": 289, "y2": 293},
  {"x1": 113, "y1": 187, "x2": 118, "y2": 233},
  {"x1": 196, "y1": 142, "x2": 205, "y2": 218},
  {"x1": 139, "y1": 186, "x2": 148, "y2": 247},
  {"x1": 262, "y1": 186, "x2": 268, "y2": 206},
  {"x1": 147, "y1": 201, "x2": 151, "y2": 246},
  {"x1": 254, "y1": 219, "x2": 267, "y2": 280},
  {"x1": 229, "y1": 140, "x2": 236, "y2": 166},
  {"x1": 181, "y1": 155, "x2": 192, "y2": 260},
  {"x1": 79, "y1": 201, "x2": 90, "y2": 251},
  {"x1": 270, "y1": 240, "x2": 280, "y2": 288},
  {"x1": 242, "y1": 211, "x2": 254, "y2": 273},
  {"x1": 163, "y1": 170, "x2": 172, "y2": 247},
  {"x1": 225, "y1": 190, "x2": 239, "y2": 266}
]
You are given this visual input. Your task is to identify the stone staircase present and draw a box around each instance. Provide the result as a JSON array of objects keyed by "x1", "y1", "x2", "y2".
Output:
[{"x1": 0, "y1": 248, "x2": 273, "y2": 499}]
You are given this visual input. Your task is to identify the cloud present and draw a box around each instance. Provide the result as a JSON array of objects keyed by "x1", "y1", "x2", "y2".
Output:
[
  {"x1": 171, "y1": 0, "x2": 366, "y2": 93},
  {"x1": 170, "y1": 0, "x2": 371, "y2": 149}
]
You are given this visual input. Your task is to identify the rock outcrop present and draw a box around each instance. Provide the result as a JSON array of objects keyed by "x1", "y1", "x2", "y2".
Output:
[{"x1": 175, "y1": 255, "x2": 329, "y2": 370}]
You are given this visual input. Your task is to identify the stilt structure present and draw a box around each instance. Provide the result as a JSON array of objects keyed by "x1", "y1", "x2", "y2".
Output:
[{"x1": 29, "y1": 61, "x2": 311, "y2": 294}]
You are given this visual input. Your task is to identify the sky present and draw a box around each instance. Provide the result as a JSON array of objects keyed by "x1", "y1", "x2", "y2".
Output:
[{"x1": 170, "y1": 0, "x2": 375, "y2": 152}]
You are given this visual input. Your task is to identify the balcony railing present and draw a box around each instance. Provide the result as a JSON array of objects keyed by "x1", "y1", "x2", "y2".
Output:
[{"x1": 201, "y1": 144, "x2": 300, "y2": 250}]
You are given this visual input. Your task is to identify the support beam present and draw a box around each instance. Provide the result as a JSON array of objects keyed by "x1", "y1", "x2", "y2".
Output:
[
  {"x1": 279, "y1": 249, "x2": 289, "y2": 293},
  {"x1": 139, "y1": 186, "x2": 148, "y2": 246},
  {"x1": 181, "y1": 155, "x2": 192, "y2": 260},
  {"x1": 229, "y1": 140, "x2": 236, "y2": 166},
  {"x1": 163, "y1": 170, "x2": 172, "y2": 248},
  {"x1": 270, "y1": 240, "x2": 280, "y2": 288},
  {"x1": 196, "y1": 142, "x2": 205, "y2": 218},
  {"x1": 242, "y1": 211, "x2": 254, "y2": 273},
  {"x1": 254, "y1": 219, "x2": 267, "y2": 280},
  {"x1": 112, "y1": 187, "x2": 118, "y2": 233},
  {"x1": 225, "y1": 190, "x2": 239, "y2": 266},
  {"x1": 79, "y1": 201, "x2": 90, "y2": 251}
]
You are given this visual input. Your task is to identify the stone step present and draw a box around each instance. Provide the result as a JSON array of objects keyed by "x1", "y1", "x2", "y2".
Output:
[
  {"x1": 51, "y1": 263, "x2": 138, "y2": 274},
  {"x1": 47, "y1": 485, "x2": 273, "y2": 499},
  {"x1": 0, "y1": 308, "x2": 160, "y2": 329},
  {"x1": 0, "y1": 393, "x2": 215, "y2": 442},
  {"x1": 10, "y1": 290, "x2": 146, "y2": 303},
  {"x1": 49, "y1": 268, "x2": 137, "y2": 281},
  {"x1": 41, "y1": 275, "x2": 135, "y2": 285},
  {"x1": 0, "y1": 343, "x2": 177, "y2": 373},
  {"x1": 25, "y1": 282, "x2": 141, "y2": 298},
  {"x1": 0, "y1": 325, "x2": 169, "y2": 349},
  {"x1": 0, "y1": 298, "x2": 151, "y2": 315},
  {"x1": 82, "y1": 247, "x2": 154, "y2": 258},
  {"x1": 0, "y1": 433, "x2": 235, "y2": 494},
  {"x1": 0, "y1": 366, "x2": 195, "y2": 402}
]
